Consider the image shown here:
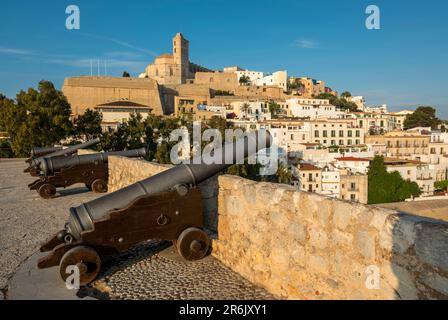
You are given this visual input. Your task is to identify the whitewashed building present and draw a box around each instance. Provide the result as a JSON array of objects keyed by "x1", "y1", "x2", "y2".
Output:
[{"x1": 287, "y1": 98, "x2": 343, "y2": 119}]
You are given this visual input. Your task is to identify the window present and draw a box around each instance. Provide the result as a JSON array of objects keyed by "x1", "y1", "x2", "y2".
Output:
[
  {"x1": 348, "y1": 131, "x2": 353, "y2": 137},
  {"x1": 331, "y1": 130, "x2": 336, "y2": 137},
  {"x1": 356, "y1": 130, "x2": 360, "y2": 137},
  {"x1": 351, "y1": 182, "x2": 356, "y2": 190},
  {"x1": 323, "y1": 130, "x2": 328, "y2": 137},
  {"x1": 339, "y1": 130, "x2": 344, "y2": 137},
  {"x1": 315, "y1": 130, "x2": 319, "y2": 138},
  {"x1": 339, "y1": 140, "x2": 344, "y2": 145},
  {"x1": 348, "y1": 140, "x2": 352, "y2": 146},
  {"x1": 350, "y1": 194, "x2": 356, "y2": 201}
]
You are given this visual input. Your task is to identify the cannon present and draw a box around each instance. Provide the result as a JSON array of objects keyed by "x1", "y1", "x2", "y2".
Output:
[
  {"x1": 38, "y1": 130, "x2": 272, "y2": 285},
  {"x1": 25, "y1": 146, "x2": 63, "y2": 176},
  {"x1": 25, "y1": 139, "x2": 101, "y2": 177},
  {"x1": 29, "y1": 148, "x2": 147, "y2": 199}
]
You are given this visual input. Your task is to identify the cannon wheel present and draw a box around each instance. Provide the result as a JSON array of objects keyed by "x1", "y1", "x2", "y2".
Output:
[
  {"x1": 91, "y1": 179, "x2": 107, "y2": 193},
  {"x1": 38, "y1": 184, "x2": 56, "y2": 199},
  {"x1": 59, "y1": 246, "x2": 102, "y2": 286},
  {"x1": 176, "y1": 227, "x2": 210, "y2": 261}
]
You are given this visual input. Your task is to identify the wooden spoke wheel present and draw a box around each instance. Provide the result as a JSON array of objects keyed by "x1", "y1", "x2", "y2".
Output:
[
  {"x1": 38, "y1": 184, "x2": 56, "y2": 199},
  {"x1": 59, "y1": 246, "x2": 102, "y2": 287},
  {"x1": 91, "y1": 179, "x2": 107, "y2": 193},
  {"x1": 176, "y1": 227, "x2": 210, "y2": 261}
]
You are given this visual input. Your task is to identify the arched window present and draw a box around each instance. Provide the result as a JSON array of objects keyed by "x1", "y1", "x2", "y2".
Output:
[{"x1": 170, "y1": 68, "x2": 173, "y2": 76}]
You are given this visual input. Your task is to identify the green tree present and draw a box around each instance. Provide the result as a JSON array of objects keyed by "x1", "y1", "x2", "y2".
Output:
[
  {"x1": 122, "y1": 71, "x2": 131, "y2": 77},
  {"x1": 268, "y1": 101, "x2": 281, "y2": 119},
  {"x1": 341, "y1": 91, "x2": 352, "y2": 98},
  {"x1": 74, "y1": 109, "x2": 103, "y2": 140},
  {"x1": 0, "y1": 139, "x2": 13, "y2": 158},
  {"x1": 404, "y1": 106, "x2": 440, "y2": 130},
  {"x1": 287, "y1": 79, "x2": 305, "y2": 93},
  {"x1": 239, "y1": 75, "x2": 251, "y2": 85},
  {"x1": 314, "y1": 93, "x2": 359, "y2": 112},
  {"x1": 240, "y1": 103, "x2": 251, "y2": 119},
  {"x1": 435, "y1": 180, "x2": 448, "y2": 192},
  {"x1": 0, "y1": 81, "x2": 73, "y2": 157},
  {"x1": 368, "y1": 156, "x2": 421, "y2": 204}
]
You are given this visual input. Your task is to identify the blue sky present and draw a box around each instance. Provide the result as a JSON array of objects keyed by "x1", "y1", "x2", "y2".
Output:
[{"x1": 1, "y1": 0, "x2": 447, "y2": 119}]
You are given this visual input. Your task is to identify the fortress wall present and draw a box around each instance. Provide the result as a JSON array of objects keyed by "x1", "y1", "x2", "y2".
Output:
[
  {"x1": 107, "y1": 156, "x2": 448, "y2": 300},
  {"x1": 62, "y1": 76, "x2": 164, "y2": 116}
]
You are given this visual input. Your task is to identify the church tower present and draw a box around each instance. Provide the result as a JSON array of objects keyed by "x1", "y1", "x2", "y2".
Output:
[{"x1": 173, "y1": 33, "x2": 190, "y2": 83}]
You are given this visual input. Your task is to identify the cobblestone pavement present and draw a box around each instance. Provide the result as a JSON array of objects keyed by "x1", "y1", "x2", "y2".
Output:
[
  {"x1": 1, "y1": 159, "x2": 274, "y2": 300},
  {"x1": 0, "y1": 159, "x2": 102, "y2": 294},
  {"x1": 81, "y1": 241, "x2": 274, "y2": 300}
]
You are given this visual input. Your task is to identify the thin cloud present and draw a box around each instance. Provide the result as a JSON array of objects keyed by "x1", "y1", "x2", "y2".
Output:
[
  {"x1": 291, "y1": 39, "x2": 319, "y2": 49},
  {"x1": 0, "y1": 47, "x2": 34, "y2": 55},
  {"x1": 105, "y1": 51, "x2": 146, "y2": 59},
  {"x1": 79, "y1": 32, "x2": 158, "y2": 57},
  {"x1": 0, "y1": 47, "x2": 147, "y2": 70}
]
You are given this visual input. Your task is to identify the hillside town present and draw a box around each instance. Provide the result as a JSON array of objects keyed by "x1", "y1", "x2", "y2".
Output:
[
  {"x1": 1, "y1": 1, "x2": 448, "y2": 302},
  {"x1": 53, "y1": 33, "x2": 446, "y2": 205}
]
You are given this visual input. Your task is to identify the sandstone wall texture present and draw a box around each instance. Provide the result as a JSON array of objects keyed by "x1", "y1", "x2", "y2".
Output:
[
  {"x1": 107, "y1": 157, "x2": 448, "y2": 300},
  {"x1": 62, "y1": 76, "x2": 164, "y2": 116}
]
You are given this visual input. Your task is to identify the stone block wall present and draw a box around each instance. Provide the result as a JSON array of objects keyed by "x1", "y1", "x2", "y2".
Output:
[
  {"x1": 213, "y1": 175, "x2": 448, "y2": 300},
  {"x1": 107, "y1": 156, "x2": 448, "y2": 300}
]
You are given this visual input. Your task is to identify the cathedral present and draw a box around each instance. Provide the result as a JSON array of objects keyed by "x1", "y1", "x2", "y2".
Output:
[{"x1": 143, "y1": 33, "x2": 211, "y2": 85}]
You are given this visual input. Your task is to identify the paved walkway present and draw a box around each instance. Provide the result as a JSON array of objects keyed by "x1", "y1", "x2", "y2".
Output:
[{"x1": 0, "y1": 159, "x2": 273, "y2": 300}]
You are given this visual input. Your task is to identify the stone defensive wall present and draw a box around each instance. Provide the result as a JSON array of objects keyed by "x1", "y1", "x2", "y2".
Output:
[
  {"x1": 62, "y1": 76, "x2": 164, "y2": 116},
  {"x1": 107, "y1": 155, "x2": 448, "y2": 300}
]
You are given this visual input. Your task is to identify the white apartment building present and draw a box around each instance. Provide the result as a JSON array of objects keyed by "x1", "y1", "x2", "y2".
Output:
[
  {"x1": 321, "y1": 165, "x2": 341, "y2": 198},
  {"x1": 344, "y1": 112, "x2": 396, "y2": 134},
  {"x1": 364, "y1": 104, "x2": 388, "y2": 114},
  {"x1": 257, "y1": 120, "x2": 311, "y2": 152},
  {"x1": 254, "y1": 71, "x2": 288, "y2": 92},
  {"x1": 346, "y1": 96, "x2": 366, "y2": 111},
  {"x1": 308, "y1": 120, "x2": 365, "y2": 147},
  {"x1": 236, "y1": 70, "x2": 264, "y2": 84},
  {"x1": 334, "y1": 157, "x2": 370, "y2": 174},
  {"x1": 389, "y1": 110, "x2": 414, "y2": 130},
  {"x1": 286, "y1": 98, "x2": 344, "y2": 119},
  {"x1": 228, "y1": 100, "x2": 272, "y2": 121}
]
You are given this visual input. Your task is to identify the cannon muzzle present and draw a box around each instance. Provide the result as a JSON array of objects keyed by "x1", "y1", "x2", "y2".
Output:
[
  {"x1": 66, "y1": 130, "x2": 272, "y2": 239},
  {"x1": 39, "y1": 147, "x2": 147, "y2": 176}
]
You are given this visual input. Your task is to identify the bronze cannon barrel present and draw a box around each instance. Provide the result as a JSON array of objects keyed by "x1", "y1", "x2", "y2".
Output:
[
  {"x1": 39, "y1": 147, "x2": 147, "y2": 176},
  {"x1": 66, "y1": 130, "x2": 272, "y2": 240},
  {"x1": 30, "y1": 138, "x2": 101, "y2": 168}
]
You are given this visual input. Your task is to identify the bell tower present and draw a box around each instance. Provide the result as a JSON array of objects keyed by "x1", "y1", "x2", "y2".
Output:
[{"x1": 173, "y1": 33, "x2": 190, "y2": 83}]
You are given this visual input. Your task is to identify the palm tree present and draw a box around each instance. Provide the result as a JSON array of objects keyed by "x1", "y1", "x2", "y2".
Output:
[{"x1": 240, "y1": 103, "x2": 251, "y2": 119}]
